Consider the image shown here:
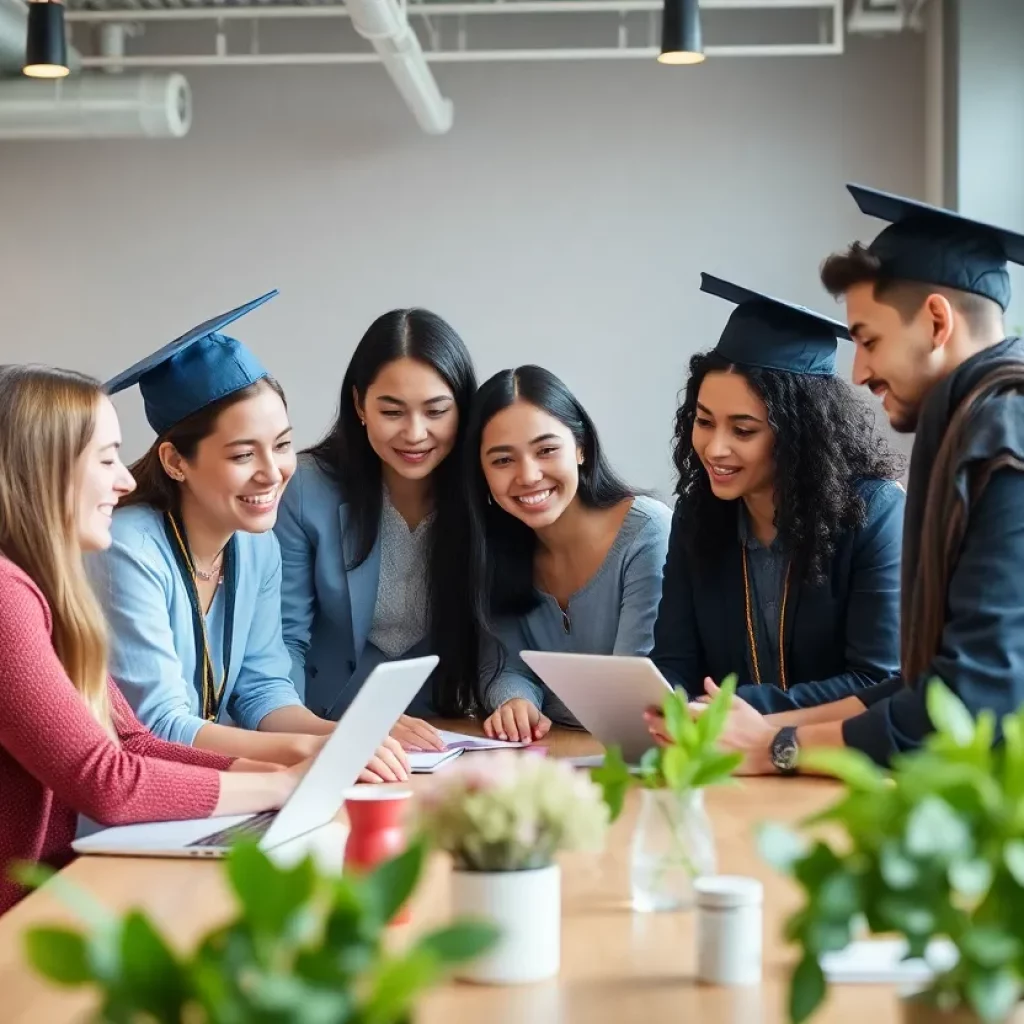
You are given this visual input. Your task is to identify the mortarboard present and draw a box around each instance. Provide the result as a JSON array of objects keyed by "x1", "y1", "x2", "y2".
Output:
[
  {"x1": 702, "y1": 272, "x2": 850, "y2": 376},
  {"x1": 105, "y1": 290, "x2": 277, "y2": 436},
  {"x1": 848, "y1": 184, "x2": 1024, "y2": 312}
]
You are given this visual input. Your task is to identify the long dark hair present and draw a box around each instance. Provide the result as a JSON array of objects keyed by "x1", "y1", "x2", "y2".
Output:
[
  {"x1": 673, "y1": 351, "x2": 904, "y2": 585},
  {"x1": 121, "y1": 377, "x2": 286, "y2": 512},
  {"x1": 305, "y1": 308, "x2": 479, "y2": 717},
  {"x1": 465, "y1": 365, "x2": 634, "y2": 628}
]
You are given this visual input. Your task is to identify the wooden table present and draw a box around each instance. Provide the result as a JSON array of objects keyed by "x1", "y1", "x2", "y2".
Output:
[{"x1": 0, "y1": 724, "x2": 934, "y2": 1023}]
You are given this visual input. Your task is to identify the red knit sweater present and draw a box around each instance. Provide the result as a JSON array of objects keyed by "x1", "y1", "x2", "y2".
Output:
[{"x1": 0, "y1": 556, "x2": 234, "y2": 915}]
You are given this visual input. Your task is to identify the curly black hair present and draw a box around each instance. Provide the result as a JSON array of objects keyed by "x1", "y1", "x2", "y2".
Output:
[{"x1": 673, "y1": 350, "x2": 905, "y2": 586}]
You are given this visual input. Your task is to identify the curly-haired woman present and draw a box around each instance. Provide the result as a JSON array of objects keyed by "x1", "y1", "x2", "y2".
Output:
[{"x1": 648, "y1": 275, "x2": 906, "y2": 720}]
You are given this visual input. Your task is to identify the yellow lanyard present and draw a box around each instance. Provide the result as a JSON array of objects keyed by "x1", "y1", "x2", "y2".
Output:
[
  {"x1": 167, "y1": 513, "x2": 227, "y2": 721},
  {"x1": 740, "y1": 545, "x2": 791, "y2": 691}
]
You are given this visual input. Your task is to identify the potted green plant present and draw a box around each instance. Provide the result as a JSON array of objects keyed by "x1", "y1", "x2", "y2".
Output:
[
  {"x1": 416, "y1": 750, "x2": 610, "y2": 985},
  {"x1": 759, "y1": 680, "x2": 1024, "y2": 1024},
  {"x1": 592, "y1": 674, "x2": 743, "y2": 912},
  {"x1": 18, "y1": 836, "x2": 497, "y2": 1023}
]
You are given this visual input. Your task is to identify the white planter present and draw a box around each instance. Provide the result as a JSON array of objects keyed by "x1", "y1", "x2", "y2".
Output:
[{"x1": 450, "y1": 864, "x2": 561, "y2": 984}]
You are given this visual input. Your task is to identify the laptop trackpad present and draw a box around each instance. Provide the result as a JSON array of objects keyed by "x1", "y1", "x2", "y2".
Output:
[{"x1": 72, "y1": 815, "x2": 252, "y2": 853}]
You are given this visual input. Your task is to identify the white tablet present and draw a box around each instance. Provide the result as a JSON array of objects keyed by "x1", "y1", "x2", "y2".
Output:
[{"x1": 519, "y1": 652, "x2": 675, "y2": 764}]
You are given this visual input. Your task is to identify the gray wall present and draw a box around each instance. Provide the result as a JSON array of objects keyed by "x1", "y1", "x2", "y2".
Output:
[
  {"x1": 953, "y1": 0, "x2": 1024, "y2": 333},
  {"x1": 0, "y1": 35, "x2": 924, "y2": 496}
]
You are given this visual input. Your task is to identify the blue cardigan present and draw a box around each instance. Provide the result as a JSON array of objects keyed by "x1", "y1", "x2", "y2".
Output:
[
  {"x1": 88, "y1": 505, "x2": 304, "y2": 745},
  {"x1": 274, "y1": 455, "x2": 400, "y2": 719},
  {"x1": 651, "y1": 478, "x2": 905, "y2": 712}
]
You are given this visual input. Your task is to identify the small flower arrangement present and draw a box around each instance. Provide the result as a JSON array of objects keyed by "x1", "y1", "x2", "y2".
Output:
[{"x1": 417, "y1": 751, "x2": 611, "y2": 872}]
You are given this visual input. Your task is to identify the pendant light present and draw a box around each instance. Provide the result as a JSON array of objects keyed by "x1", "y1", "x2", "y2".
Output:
[
  {"x1": 659, "y1": 0, "x2": 705, "y2": 66},
  {"x1": 23, "y1": 0, "x2": 69, "y2": 80}
]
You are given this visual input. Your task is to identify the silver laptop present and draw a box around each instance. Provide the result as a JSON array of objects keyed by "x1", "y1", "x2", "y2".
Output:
[
  {"x1": 72, "y1": 655, "x2": 438, "y2": 859},
  {"x1": 519, "y1": 651, "x2": 673, "y2": 764}
]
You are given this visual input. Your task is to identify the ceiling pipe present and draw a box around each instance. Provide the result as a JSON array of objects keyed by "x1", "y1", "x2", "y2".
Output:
[
  {"x1": 0, "y1": 72, "x2": 191, "y2": 138},
  {"x1": 343, "y1": 0, "x2": 453, "y2": 135}
]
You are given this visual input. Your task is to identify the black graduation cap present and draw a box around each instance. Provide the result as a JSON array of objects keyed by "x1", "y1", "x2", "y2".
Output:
[
  {"x1": 106, "y1": 291, "x2": 276, "y2": 436},
  {"x1": 702, "y1": 273, "x2": 850, "y2": 376},
  {"x1": 849, "y1": 184, "x2": 1024, "y2": 312}
]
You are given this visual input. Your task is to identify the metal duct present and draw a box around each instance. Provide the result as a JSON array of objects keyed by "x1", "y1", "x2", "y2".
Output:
[
  {"x1": 0, "y1": 73, "x2": 191, "y2": 138},
  {"x1": 344, "y1": 0, "x2": 453, "y2": 135}
]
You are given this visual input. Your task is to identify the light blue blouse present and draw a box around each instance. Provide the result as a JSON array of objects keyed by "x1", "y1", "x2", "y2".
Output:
[
  {"x1": 87, "y1": 504, "x2": 304, "y2": 745},
  {"x1": 482, "y1": 495, "x2": 673, "y2": 725}
]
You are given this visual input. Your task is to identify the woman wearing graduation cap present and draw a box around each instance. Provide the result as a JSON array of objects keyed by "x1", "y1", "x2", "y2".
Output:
[
  {"x1": 90, "y1": 293, "x2": 409, "y2": 782},
  {"x1": 645, "y1": 273, "x2": 906, "y2": 735},
  {"x1": 0, "y1": 364, "x2": 306, "y2": 915}
]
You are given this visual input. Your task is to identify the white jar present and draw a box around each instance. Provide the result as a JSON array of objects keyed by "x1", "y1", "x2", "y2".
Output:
[
  {"x1": 450, "y1": 864, "x2": 561, "y2": 984},
  {"x1": 694, "y1": 875, "x2": 764, "y2": 986}
]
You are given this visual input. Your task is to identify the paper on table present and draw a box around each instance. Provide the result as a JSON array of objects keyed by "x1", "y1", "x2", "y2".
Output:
[
  {"x1": 436, "y1": 729, "x2": 531, "y2": 752},
  {"x1": 409, "y1": 748, "x2": 464, "y2": 773},
  {"x1": 820, "y1": 939, "x2": 958, "y2": 984}
]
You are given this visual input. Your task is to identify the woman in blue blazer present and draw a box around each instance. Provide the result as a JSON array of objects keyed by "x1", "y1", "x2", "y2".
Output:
[
  {"x1": 647, "y1": 275, "x2": 906, "y2": 732},
  {"x1": 274, "y1": 309, "x2": 479, "y2": 745},
  {"x1": 90, "y1": 293, "x2": 409, "y2": 782}
]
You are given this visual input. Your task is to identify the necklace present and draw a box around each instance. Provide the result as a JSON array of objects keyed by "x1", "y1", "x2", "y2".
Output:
[{"x1": 193, "y1": 556, "x2": 224, "y2": 584}]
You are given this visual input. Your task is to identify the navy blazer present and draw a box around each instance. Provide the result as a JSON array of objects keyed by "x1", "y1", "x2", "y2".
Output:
[{"x1": 651, "y1": 478, "x2": 905, "y2": 712}]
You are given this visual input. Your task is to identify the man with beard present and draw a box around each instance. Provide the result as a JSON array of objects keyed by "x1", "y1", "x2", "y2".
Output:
[{"x1": 660, "y1": 185, "x2": 1024, "y2": 772}]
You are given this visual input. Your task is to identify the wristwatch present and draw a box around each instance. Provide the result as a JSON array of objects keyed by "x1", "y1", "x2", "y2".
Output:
[{"x1": 770, "y1": 726, "x2": 799, "y2": 775}]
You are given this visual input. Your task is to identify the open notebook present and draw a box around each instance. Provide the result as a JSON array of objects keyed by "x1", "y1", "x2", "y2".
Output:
[{"x1": 408, "y1": 729, "x2": 532, "y2": 773}]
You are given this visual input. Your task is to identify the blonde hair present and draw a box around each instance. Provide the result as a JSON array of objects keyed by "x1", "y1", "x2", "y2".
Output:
[{"x1": 0, "y1": 365, "x2": 115, "y2": 735}]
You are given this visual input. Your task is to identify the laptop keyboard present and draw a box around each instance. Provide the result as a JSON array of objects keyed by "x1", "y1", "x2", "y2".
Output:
[{"x1": 189, "y1": 809, "x2": 277, "y2": 848}]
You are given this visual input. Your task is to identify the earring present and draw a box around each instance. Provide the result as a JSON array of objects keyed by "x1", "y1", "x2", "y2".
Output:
[{"x1": 487, "y1": 493, "x2": 494, "y2": 505}]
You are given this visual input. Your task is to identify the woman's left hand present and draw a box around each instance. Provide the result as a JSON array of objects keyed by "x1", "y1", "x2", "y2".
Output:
[
  {"x1": 389, "y1": 714, "x2": 447, "y2": 752},
  {"x1": 690, "y1": 677, "x2": 776, "y2": 774}
]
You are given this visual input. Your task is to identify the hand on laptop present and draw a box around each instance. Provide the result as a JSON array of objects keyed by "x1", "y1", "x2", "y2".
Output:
[
  {"x1": 643, "y1": 678, "x2": 714, "y2": 746},
  {"x1": 359, "y1": 736, "x2": 411, "y2": 784},
  {"x1": 483, "y1": 699, "x2": 551, "y2": 744},
  {"x1": 390, "y1": 715, "x2": 447, "y2": 752}
]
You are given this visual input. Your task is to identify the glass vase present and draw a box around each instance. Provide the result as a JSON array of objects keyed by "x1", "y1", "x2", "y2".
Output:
[{"x1": 630, "y1": 787, "x2": 716, "y2": 912}]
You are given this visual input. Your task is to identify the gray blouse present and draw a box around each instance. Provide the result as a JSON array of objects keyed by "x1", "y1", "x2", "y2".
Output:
[
  {"x1": 367, "y1": 490, "x2": 433, "y2": 659},
  {"x1": 481, "y1": 495, "x2": 673, "y2": 725}
]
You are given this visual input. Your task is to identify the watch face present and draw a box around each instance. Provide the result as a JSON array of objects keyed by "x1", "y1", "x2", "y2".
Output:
[{"x1": 773, "y1": 733, "x2": 799, "y2": 772}]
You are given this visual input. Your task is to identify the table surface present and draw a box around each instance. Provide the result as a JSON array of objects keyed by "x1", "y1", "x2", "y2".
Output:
[{"x1": 0, "y1": 722, "x2": 965, "y2": 1024}]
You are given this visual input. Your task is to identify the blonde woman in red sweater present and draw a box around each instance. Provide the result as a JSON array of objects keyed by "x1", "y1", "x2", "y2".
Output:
[{"x1": 0, "y1": 364, "x2": 305, "y2": 914}]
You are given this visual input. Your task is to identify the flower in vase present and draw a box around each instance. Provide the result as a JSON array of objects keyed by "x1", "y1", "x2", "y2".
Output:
[{"x1": 417, "y1": 751, "x2": 610, "y2": 872}]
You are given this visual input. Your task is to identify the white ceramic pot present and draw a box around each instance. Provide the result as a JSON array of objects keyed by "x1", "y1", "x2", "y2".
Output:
[{"x1": 450, "y1": 863, "x2": 561, "y2": 984}]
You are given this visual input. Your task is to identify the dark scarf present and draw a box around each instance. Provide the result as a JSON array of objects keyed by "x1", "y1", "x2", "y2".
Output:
[{"x1": 901, "y1": 336, "x2": 1024, "y2": 680}]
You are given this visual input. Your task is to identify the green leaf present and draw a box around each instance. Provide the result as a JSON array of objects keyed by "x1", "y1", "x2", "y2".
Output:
[
  {"x1": 591, "y1": 745, "x2": 633, "y2": 821},
  {"x1": 966, "y1": 969, "x2": 1021, "y2": 1024},
  {"x1": 814, "y1": 873, "x2": 860, "y2": 923},
  {"x1": 879, "y1": 843, "x2": 918, "y2": 890},
  {"x1": 415, "y1": 921, "x2": 500, "y2": 965},
  {"x1": 757, "y1": 822, "x2": 807, "y2": 873},
  {"x1": 637, "y1": 747, "x2": 662, "y2": 787},
  {"x1": 1004, "y1": 840, "x2": 1024, "y2": 886},
  {"x1": 24, "y1": 927, "x2": 93, "y2": 986},
  {"x1": 660, "y1": 745, "x2": 689, "y2": 791},
  {"x1": 690, "y1": 750, "x2": 744, "y2": 788},
  {"x1": 360, "y1": 947, "x2": 441, "y2": 1024},
  {"x1": 694, "y1": 674, "x2": 735, "y2": 746},
  {"x1": 119, "y1": 911, "x2": 188, "y2": 1020},
  {"x1": 960, "y1": 927, "x2": 1020, "y2": 969},
  {"x1": 225, "y1": 842, "x2": 315, "y2": 933},
  {"x1": 12, "y1": 862, "x2": 115, "y2": 932},
  {"x1": 797, "y1": 748, "x2": 887, "y2": 791},
  {"x1": 948, "y1": 859, "x2": 993, "y2": 901},
  {"x1": 363, "y1": 837, "x2": 426, "y2": 925},
  {"x1": 904, "y1": 797, "x2": 971, "y2": 861},
  {"x1": 663, "y1": 688, "x2": 686, "y2": 746},
  {"x1": 925, "y1": 678, "x2": 975, "y2": 747},
  {"x1": 789, "y1": 952, "x2": 827, "y2": 1024}
]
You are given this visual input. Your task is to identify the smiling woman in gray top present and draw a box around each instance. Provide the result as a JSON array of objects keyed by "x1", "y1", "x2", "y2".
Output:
[{"x1": 464, "y1": 365, "x2": 672, "y2": 743}]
